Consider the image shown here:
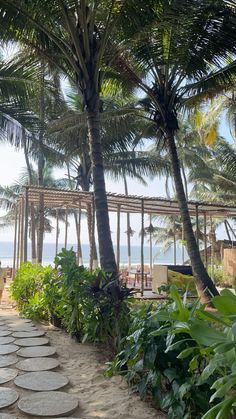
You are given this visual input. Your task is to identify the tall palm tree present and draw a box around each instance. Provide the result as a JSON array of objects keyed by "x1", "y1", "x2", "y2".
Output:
[
  {"x1": 0, "y1": 0, "x2": 137, "y2": 274},
  {"x1": 115, "y1": 0, "x2": 236, "y2": 298}
]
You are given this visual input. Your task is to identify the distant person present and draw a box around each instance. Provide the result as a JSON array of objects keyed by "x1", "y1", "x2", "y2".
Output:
[{"x1": 0, "y1": 261, "x2": 4, "y2": 303}]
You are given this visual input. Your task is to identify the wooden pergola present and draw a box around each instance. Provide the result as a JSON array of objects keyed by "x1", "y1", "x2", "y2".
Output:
[{"x1": 13, "y1": 185, "x2": 236, "y2": 294}]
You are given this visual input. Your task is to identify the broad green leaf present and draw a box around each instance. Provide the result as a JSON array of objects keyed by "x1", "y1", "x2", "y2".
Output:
[
  {"x1": 169, "y1": 285, "x2": 189, "y2": 321},
  {"x1": 177, "y1": 347, "x2": 198, "y2": 359},
  {"x1": 196, "y1": 309, "x2": 229, "y2": 326},
  {"x1": 189, "y1": 320, "x2": 225, "y2": 346},
  {"x1": 212, "y1": 296, "x2": 236, "y2": 315},
  {"x1": 215, "y1": 342, "x2": 236, "y2": 354}
]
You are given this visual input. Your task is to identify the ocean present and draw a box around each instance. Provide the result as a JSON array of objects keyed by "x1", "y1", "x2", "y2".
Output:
[{"x1": 0, "y1": 241, "x2": 188, "y2": 267}]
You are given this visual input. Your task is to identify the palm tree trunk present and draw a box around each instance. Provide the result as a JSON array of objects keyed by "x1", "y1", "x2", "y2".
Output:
[
  {"x1": 165, "y1": 129, "x2": 219, "y2": 299},
  {"x1": 86, "y1": 203, "x2": 98, "y2": 270},
  {"x1": 86, "y1": 104, "x2": 117, "y2": 274}
]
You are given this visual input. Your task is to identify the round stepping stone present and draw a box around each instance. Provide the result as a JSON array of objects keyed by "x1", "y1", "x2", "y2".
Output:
[
  {"x1": 8, "y1": 326, "x2": 36, "y2": 332},
  {"x1": 14, "y1": 338, "x2": 49, "y2": 347},
  {"x1": 0, "y1": 355, "x2": 18, "y2": 368},
  {"x1": 0, "y1": 322, "x2": 6, "y2": 326},
  {"x1": 16, "y1": 357, "x2": 59, "y2": 372},
  {"x1": 0, "y1": 331, "x2": 11, "y2": 337},
  {"x1": 19, "y1": 318, "x2": 32, "y2": 322},
  {"x1": 0, "y1": 327, "x2": 9, "y2": 331},
  {"x1": 0, "y1": 387, "x2": 19, "y2": 409},
  {"x1": 12, "y1": 330, "x2": 45, "y2": 338},
  {"x1": 0, "y1": 414, "x2": 17, "y2": 419},
  {"x1": 0, "y1": 345, "x2": 19, "y2": 355},
  {"x1": 17, "y1": 346, "x2": 56, "y2": 358},
  {"x1": 0, "y1": 368, "x2": 18, "y2": 384},
  {"x1": 18, "y1": 391, "x2": 78, "y2": 417},
  {"x1": 0, "y1": 337, "x2": 15, "y2": 345},
  {"x1": 14, "y1": 371, "x2": 69, "y2": 391}
]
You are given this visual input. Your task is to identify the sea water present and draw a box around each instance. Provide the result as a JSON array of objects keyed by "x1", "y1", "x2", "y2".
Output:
[{"x1": 0, "y1": 241, "x2": 188, "y2": 267}]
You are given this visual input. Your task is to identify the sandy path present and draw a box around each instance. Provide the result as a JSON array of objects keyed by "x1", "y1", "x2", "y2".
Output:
[
  {"x1": 0, "y1": 308, "x2": 165, "y2": 418},
  {"x1": 46, "y1": 326, "x2": 165, "y2": 419}
]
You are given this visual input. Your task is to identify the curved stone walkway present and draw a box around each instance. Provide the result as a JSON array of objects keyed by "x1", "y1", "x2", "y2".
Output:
[{"x1": 0, "y1": 310, "x2": 165, "y2": 418}]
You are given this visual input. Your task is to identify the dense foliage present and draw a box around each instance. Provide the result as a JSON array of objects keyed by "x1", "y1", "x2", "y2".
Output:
[
  {"x1": 11, "y1": 249, "x2": 132, "y2": 350},
  {"x1": 107, "y1": 287, "x2": 236, "y2": 419}
]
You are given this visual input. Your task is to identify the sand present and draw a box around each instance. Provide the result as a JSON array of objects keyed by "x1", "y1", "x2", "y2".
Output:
[{"x1": 0, "y1": 309, "x2": 165, "y2": 419}]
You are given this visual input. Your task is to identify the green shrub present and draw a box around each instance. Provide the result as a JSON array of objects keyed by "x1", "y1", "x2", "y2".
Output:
[
  {"x1": 107, "y1": 286, "x2": 236, "y2": 418},
  {"x1": 11, "y1": 262, "x2": 53, "y2": 319},
  {"x1": 54, "y1": 248, "x2": 132, "y2": 350}
]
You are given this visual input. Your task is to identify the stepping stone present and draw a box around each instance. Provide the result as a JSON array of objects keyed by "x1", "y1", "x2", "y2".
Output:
[
  {"x1": 8, "y1": 326, "x2": 37, "y2": 332},
  {"x1": 19, "y1": 318, "x2": 32, "y2": 322},
  {"x1": 0, "y1": 387, "x2": 19, "y2": 408},
  {"x1": 16, "y1": 357, "x2": 60, "y2": 372},
  {"x1": 18, "y1": 391, "x2": 78, "y2": 417},
  {"x1": 0, "y1": 345, "x2": 19, "y2": 355},
  {"x1": 17, "y1": 346, "x2": 56, "y2": 358},
  {"x1": 0, "y1": 414, "x2": 17, "y2": 419},
  {"x1": 0, "y1": 331, "x2": 11, "y2": 337},
  {"x1": 0, "y1": 368, "x2": 18, "y2": 384},
  {"x1": 0, "y1": 327, "x2": 9, "y2": 332},
  {"x1": 12, "y1": 330, "x2": 45, "y2": 338},
  {"x1": 0, "y1": 355, "x2": 18, "y2": 368},
  {"x1": 0, "y1": 323, "x2": 6, "y2": 326},
  {"x1": 14, "y1": 371, "x2": 69, "y2": 391},
  {"x1": 0, "y1": 337, "x2": 15, "y2": 345},
  {"x1": 14, "y1": 337, "x2": 49, "y2": 347}
]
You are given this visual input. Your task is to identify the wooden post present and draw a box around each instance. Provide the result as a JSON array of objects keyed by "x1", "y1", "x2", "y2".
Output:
[
  {"x1": 116, "y1": 204, "x2": 121, "y2": 271},
  {"x1": 37, "y1": 192, "x2": 44, "y2": 264},
  {"x1": 173, "y1": 219, "x2": 177, "y2": 265},
  {"x1": 12, "y1": 204, "x2": 18, "y2": 276},
  {"x1": 149, "y1": 214, "x2": 153, "y2": 275},
  {"x1": 77, "y1": 202, "x2": 83, "y2": 265},
  {"x1": 55, "y1": 209, "x2": 59, "y2": 257},
  {"x1": 16, "y1": 201, "x2": 21, "y2": 269},
  {"x1": 64, "y1": 207, "x2": 68, "y2": 249},
  {"x1": 24, "y1": 187, "x2": 29, "y2": 262},
  {"x1": 20, "y1": 196, "x2": 25, "y2": 263},
  {"x1": 31, "y1": 203, "x2": 37, "y2": 263},
  {"x1": 210, "y1": 216, "x2": 214, "y2": 280},
  {"x1": 195, "y1": 204, "x2": 199, "y2": 248},
  {"x1": 204, "y1": 212, "x2": 208, "y2": 267},
  {"x1": 141, "y1": 199, "x2": 145, "y2": 296}
]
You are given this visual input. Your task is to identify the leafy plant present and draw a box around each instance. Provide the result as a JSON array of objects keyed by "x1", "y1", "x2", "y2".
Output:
[{"x1": 11, "y1": 262, "x2": 52, "y2": 319}]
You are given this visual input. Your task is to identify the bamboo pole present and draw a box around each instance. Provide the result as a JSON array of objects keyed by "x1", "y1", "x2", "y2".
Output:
[
  {"x1": 116, "y1": 204, "x2": 121, "y2": 271},
  {"x1": 12, "y1": 203, "x2": 18, "y2": 277},
  {"x1": 173, "y1": 219, "x2": 177, "y2": 265},
  {"x1": 24, "y1": 187, "x2": 29, "y2": 262},
  {"x1": 195, "y1": 204, "x2": 199, "y2": 248},
  {"x1": 77, "y1": 202, "x2": 83, "y2": 265},
  {"x1": 210, "y1": 216, "x2": 214, "y2": 280},
  {"x1": 31, "y1": 203, "x2": 37, "y2": 263},
  {"x1": 141, "y1": 199, "x2": 145, "y2": 296},
  {"x1": 37, "y1": 192, "x2": 44, "y2": 264},
  {"x1": 149, "y1": 214, "x2": 153, "y2": 275},
  {"x1": 55, "y1": 209, "x2": 59, "y2": 257},
  {"x1": 20, "y1": 196, "x2": 25, "y2": 263},
  {"x1": 64, "y1": 207, "x2": 68, "y2": 249},
  {"x1": 204, "y1": 213, "x2": 208, "y2": 267},
  {"x1": 16, "y1": 201, "x2": 21, "y2": 269}
]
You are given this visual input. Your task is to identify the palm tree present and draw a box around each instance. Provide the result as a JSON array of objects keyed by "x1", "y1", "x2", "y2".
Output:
[
  {"x1": 0, "y1": 0, "x2": 137, "y2": 274},
  {"x1": 115, "y1": 0, "x2": 236, "y2": 298}
]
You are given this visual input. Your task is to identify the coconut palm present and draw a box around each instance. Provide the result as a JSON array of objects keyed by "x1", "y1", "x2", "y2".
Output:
[
  {"x1": 0, "y1": 0, "x2": 140, "y2": 274},
  {"x1": 114, "y1": 0, "x2": 236, "y2": 298}
]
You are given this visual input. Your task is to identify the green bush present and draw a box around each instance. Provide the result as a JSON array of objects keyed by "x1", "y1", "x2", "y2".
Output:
[
  {"x1": 54, "y1": 248, "x2": 132, "y2": 350},
  {"x1": 11, "y1": 262, "x2": 53, "y2": 319}
]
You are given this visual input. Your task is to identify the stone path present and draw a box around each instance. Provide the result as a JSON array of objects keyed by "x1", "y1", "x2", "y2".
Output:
[
  {"x1": 0, "y1": 284, "x2": 165, "y2": 419},
  {"x1": 0, "y1": 311, "x2": 79, "y2": 418}
]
